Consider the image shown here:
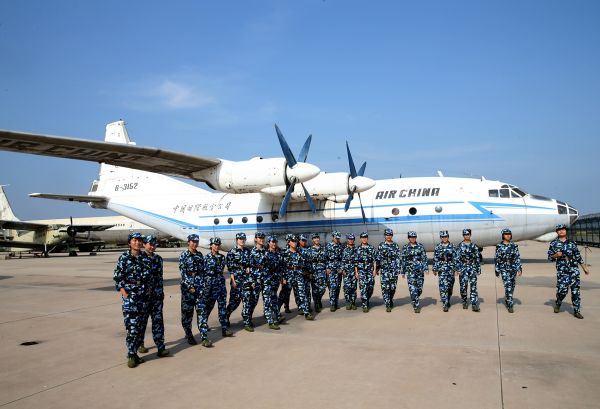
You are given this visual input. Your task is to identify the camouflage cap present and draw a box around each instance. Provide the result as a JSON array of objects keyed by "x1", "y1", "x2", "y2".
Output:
[
  {"x1": 501, "y1": 228, "x2": 512, "y2": 235},
  {"x1": 143, "y1": 235, "x2": 158, "y2": 245},
  {"x1": 286, "y1": 233, "x2": 298, "y2": 242},
  {"x1": 255, "y1": 231, "x2": 266, "y2": 239},
  {"x1": 359, "y1": 232, "x2": 368, "y2": 238},
  {"x1": 555, "y1": 224, "x2": 567, "y2": 231},
  {"x1": 346, "y1": 233, "x2": 356, "y2": 240},
  {"x1": 268, "y1": 235, "x2": 278, "y2": 243},
  {"x1": 299, "y1": 234, "x2": 308, "y2": 241},
  {"x1": 187, "y1": 234, "x2": 200, "y2": 242},
  {"x1": 235, "y1": 232, "x2": 247, "y2": 240},
  {"x1": 332, "y1": 231, "x2": 342, "y2": 239},
  {"x1": 462, "y1": 228, "x2": 472, "y2": 236},
  {"x1": 384, "y1": 228, "x2": 393, "y2": 236},
  {"x1": 128, "y1": 232, "x2": 143, "y2": 242},
  {"x1": 407, "y1": 231, "x2": 417, "y2": 238},
  {"x1": 210, "y1": 237, "x2": 222, "y2": 246},
  {"x1": 311, "y1": 233, "x2": 320, "y2": 239},
  {"x1": 439, "y1": 230, "x2": 449, "y2": 237}
]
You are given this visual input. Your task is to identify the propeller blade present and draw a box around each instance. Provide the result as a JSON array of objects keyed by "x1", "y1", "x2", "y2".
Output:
[
  {"x1": 275, "y1": 124, "x2": 297, "y2": 168},
  {"x1": 279, "y1": 181, "x2": 295, "y2": 218},
  {"x1": 344, "y1": 187, "x2": 355, "y2": 212},
  {"x1": 357, "y1": 192, "x2": 367, "y2": 224},
  {"x1": 301, "y1": 183, "x2": 317, "y2": 213},
  {"x1": 358, "y1": 161, "x2": 367, "y2": 177},
  {"x1": 346, "y1": 141, "x2": 357, "y2": 178},
  {"x1": 298, "y1": 134, "x2": 312, "y2": 163}
]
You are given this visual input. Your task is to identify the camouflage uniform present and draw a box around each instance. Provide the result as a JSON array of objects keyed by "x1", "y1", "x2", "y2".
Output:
[
  {"x1": 282, "y1": 247, "x2": 312, "y2": 318},
  {"x1": 355, "y1": 238, "x2": 377, "y2": 310},
  {"x1": 249, "y1": 245, "x2": 278, "y2": 325},
  {"x1": 114, "y1": 249, "x2": 150, "y2": 357},
  {"x1": 432, "y1": 239, "x2": 457, "y2": 309},
  {"x1": 401, "y1": 236, "x2": 428, "y2": 310},
  {"x1": 306, "y1": 241, "x2": 328, "y2": 312},
  {"x1": 495, "y1": 237, "x2": 522, "y2": 310},
  {"x1": 377, "y1": 238, "x2": 401, "y2": 310},
  {"x1": 225, "y1": 244, "x2": 250, "y2": 320},
  {"x1": 341, "y1": 236, "x2": 358, "y2": 308},
  {"x1": 548, "y1": 236, "x2": 585, "y2": 314},
  {"x1": 201, "y1": 251, "x2": 229, "y2": 339},
  {"x1": 456, "y1": 234, "x2": 482, "y2": 308},
  {"x1": 179, "y1": 248, "x2": 206, "y2": 338},
  {"x1": 140, "y1": 250, "x2": 166, "y2": 350},
  {"x1": 298, "y1": 237, "x2": 313, "y2": 313},
  {"x1": 325, "y1": 233, "x2": 344, "y2": 310},
  {"x1": 266, "y1": 244, "x2": 284, "y2": 321}
]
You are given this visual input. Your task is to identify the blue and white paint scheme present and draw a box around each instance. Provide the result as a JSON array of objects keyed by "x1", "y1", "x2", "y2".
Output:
[{"x1": 0, "y1": 121, "x2": 577, "y2": 251}]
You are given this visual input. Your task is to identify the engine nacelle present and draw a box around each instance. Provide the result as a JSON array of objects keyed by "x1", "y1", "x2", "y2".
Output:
[
  {"x1": 192, "y1": 158, "x2": 320, "y2": 193},
  {"x1": 273, "y1": 172, "x2": 375, "y2": 202}
]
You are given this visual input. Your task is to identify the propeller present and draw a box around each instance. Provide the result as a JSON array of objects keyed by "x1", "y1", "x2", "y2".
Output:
[
  {"x1": 275, "y1": 124, "x2": 318, "y2": 218},
  {"x1": 66, "y1": 216, "x2": 77, "y2": 238},
  {"x1": 344, "y1": 142, "x2": 374, "y2": 224}
]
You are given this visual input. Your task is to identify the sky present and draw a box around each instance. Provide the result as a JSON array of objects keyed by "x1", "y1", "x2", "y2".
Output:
[{"x1": 0, "y1": 0, "x2": 599, "y2": 220}]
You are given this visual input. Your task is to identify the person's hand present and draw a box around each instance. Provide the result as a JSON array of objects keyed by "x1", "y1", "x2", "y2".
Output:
[
  {"x1": 582, "y1": 264, "x2": 590, "y2": 275},
  {"x1": 518, "y1": 270, "x2": 523, "y2": 277},
  {"x1": 555, "y1": 251, "x2": 563, "y2": 258},
  {"x1": 189, "y1": 288, "x2": 195, "y2": 294}
]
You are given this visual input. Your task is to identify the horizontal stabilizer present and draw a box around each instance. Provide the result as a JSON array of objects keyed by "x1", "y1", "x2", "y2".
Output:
[
  {"x1": 0, "y1": 129, "x2": 221, "y2": 181},
  {"x1": 29, "y1": 193, "x2": 109, "y2": 207},
  {"x1": 59, "y1": 224, "x2": 114, "y2": 233}
]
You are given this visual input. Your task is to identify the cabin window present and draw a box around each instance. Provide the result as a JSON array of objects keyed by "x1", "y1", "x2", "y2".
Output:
[
  {"x1": 242, "y1": 217, "x2": 248, "y2": 223},
  {"x1": 391, "y1": 208, "x2": 399, "y2": 216},
  {"x1": 488, "y1": 190, "x2": 499, "y2": 198},
  {"x1": 227, "y1": 217, "x2": 233, "y2": 224},
  {"x1": 213, "y1": 218, "x2": 220, "y2": 225},
  {"x1": 256, "y1": 216, "x2": 263, "y2": 223},
  {"x1": 409, "y1": 207, "x2": 417, "y2": 215},
  {"x1": 499, "y1": 188, "x2": 510, "y2": 198}
]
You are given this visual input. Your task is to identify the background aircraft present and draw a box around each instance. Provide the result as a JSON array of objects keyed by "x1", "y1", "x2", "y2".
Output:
[
  {"x1": 0, "y1": 185, "x2": 174, "y2": 256},
  {"x1": 0, "y1": 121, "x2": 577, "y2": 251}
]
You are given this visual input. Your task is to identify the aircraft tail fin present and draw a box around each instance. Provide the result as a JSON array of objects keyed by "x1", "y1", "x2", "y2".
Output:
[{"x1": 0, "y1": 185, "x2": 19, "y2": 221}]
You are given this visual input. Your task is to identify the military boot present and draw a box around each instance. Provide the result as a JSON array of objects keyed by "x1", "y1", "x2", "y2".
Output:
[
  {"x1": 462, "y1": 303, "x2": 468, "y2": 310},
  {"x1": 244, "y1": 325, "x2": 254, "y2": 332},
  {"x1": 362, "y1": 307, "x2": 369, "y2": 313},
  {"x1": 222, "y1": 328, "x2": 233, "y2": 337},
  {"x1": 472, "y1": 305, "x2": 480, "y2": 312},
  {"x1": 268, "y1": 323, "x2": 281, "y2": 330},
  {"x1": 157, "y1": 348, "x2": 170, "y2": 357},
  {"x1": 127, "y1": 355, "x2": 138, "y2": 368},
  {"x1": 305, "y1": 314, "x2": 315, "y2": 321},
  {"x1": 330, "y1": 305, "x2": 336, "y2": 312},
  {"x1": 574, "y1": 312, "x2": 584, "y2": 319},
  {"x1": 351, "y1": 303, "x2": 357, "y2": 310},
  {"x1": 443, "y1": 305, "x2": 449, "y2": 312},
  {"x1": 345, "y1": 304, "x2": 351, "y2": 310},
  {"x1": 297, "y1": 309, "x2": 304, "y2": 316},
  {"x1": 187, "y1": 335, "x2": 197, "y2": 345},
  {"x1": 201, "y1": 339, "x2": 213, "y2": 348},
  {"x1": 386, "y1": 307, "x2": 392, "y2": 313},
  {"x1": 508, "y1": 306, "x2": 514, "y2": 313},
  {"x1": 138, "y1": 344, "x2": 148, "y2": 354},
  {"x1": 414, "y1": 307, "x2": 421, "y2": 314},
  {"x1": 284, "y1": 306, "x2": 292, "y2": 314},
  {"x1": 553, "y1": 303, "x2": 560, "y2": 313},
  {"x1": 278, "y1": 313, "x2": 286, "y2": 323}
]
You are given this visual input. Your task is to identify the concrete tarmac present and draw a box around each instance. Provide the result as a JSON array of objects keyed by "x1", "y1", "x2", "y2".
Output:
[{"x1": 0, "y1": 241, "x2": 598, "y2": 409}]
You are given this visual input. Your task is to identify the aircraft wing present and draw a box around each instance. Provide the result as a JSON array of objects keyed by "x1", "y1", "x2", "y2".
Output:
[
  {"x1": 0, "y1": 219, "x2": 57, "y2": 231},
  {"x1": 69, "y1": 224, "x2": 114, "y2": 232},
  {"x1": 0, "y1": 129, "x2": 221, "y2": 181},
  {"x1": 29, "y1": 193, "x2": 109, "y2": 207}
]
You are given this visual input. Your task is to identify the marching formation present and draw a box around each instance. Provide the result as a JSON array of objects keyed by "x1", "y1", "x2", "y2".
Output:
[{"x1": 113, "y1": 224, "x2": 590, "y2": 368}]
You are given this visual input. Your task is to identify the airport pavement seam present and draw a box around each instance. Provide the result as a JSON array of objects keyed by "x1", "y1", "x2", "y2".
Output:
[{"x1": 494, "y1": 276, "x2": 505, "y2": 409}]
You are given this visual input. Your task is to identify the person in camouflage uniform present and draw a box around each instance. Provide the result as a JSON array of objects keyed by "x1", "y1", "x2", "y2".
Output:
[
  {"x1": 376, "y1": 228, "x2": 401, "y2": 312},
  {"x1": 249, "y1": 233, "x2": 280, "y2": 330},
  {"x1": 200, "y1": 237, "x2": 233, "y2": 346},
  {"x1": 355, "y1": 232, "x2": 377, "y2": 312},
  {"x1": 307, "y1": 233, "x2": 328, "y2": 313},
  {"x1": 282, "y1": 234, "x2": 315, "y2": 320},
  {"x1": 401, "y1": 231, "x2": 428, "y2": 313},
  {"x1": 298, "y1": 234, "x2": 313, "y2": 314},
  {"x1": 325, "y1": 231, "x2": 344, "y2": 311},
  {"x1": 342, "y1": 233, "x2": 358, "y2": 310},
  {"x1": 226, "y1": 232, "x2": 250, "y2": 325},
  {"x1": 277, "y1": 236, "x2": 296, "y2": 314},
  {"x1": 432, "y1": 230, "x2": 457, "y2": 312},
  {"x1": 266, "y1": 236, "x2": 285, "y2": 323},
  {"x1": 114, "y1": 232, "x2": 150, "y2": 368},
  {"x1": 241, "y1": 232, "x2": 266, "y2": 331},
  {"x1": 138, "y1": 235, "x2": 169, "y2": 357},
  {"x1": 456, "y1": 228, "x2": 482, "y2": 312},
  {"x1": 548, "y1": 224, "x2": 590, "y2": 319},
  {"x1": 179, "y1": 234, "x2": 206, "y2": 345},
  {"x1": 494, "y1": 228, "x2": 522, "y2": 313}
]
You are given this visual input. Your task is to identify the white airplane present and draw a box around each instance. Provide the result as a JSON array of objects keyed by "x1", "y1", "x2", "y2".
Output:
[
  {"x1": 0, "y1": 120, "x2": 578, "y2": 251},
  {"x1": 0, "y1": 185, "x2": 173, "y2": 256}
]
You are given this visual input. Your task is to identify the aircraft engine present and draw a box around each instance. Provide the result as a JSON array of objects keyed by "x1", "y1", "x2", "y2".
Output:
[
  {"x1": 194, "y1": 158, "x2": 320, "y2": 194},
  {"x1": 286, "y1": 172, "x2": 376, "y2": 202}
]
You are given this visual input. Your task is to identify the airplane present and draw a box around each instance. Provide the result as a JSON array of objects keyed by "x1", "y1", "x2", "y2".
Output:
[
  {"x1": 0, "y1": 120, "x2": 579, "y2": 251},
  {"x1": 0, "y1": 185, "x2": 175, "y2": 257}
]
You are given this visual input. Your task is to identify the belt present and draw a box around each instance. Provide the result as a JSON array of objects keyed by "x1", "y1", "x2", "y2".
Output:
[{"x1": 125, "y1": 280, "x2": 142, "y2": 285}]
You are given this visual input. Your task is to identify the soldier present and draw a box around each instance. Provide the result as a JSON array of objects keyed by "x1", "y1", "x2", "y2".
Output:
[
  {"x1": 200, "y1": 237, "x2": 233, "y2": 346},
  {"x1": 282, "y1": 234, "x2": 315, "y2": 320},
  {"x1": 307, "y1": 233, "x2": 328, "y2": 313},
  {"x1": 325, "y1": 231, "x2": 344, "y2": 311},
  {"x1": 401, "y1": 231, "x2": 428, "y2": 313},
  {"x1": 114, "y1": 232, "x2": 150, "y2": 368},
  {"x1": 138, "y1": 235, "x2": 169, "y2": 357},
  {"x1": 298, "y1": 234, "x2": 313, "y2": 314},
  {"x1": 226, "y1": 232, "x2": 250, "y2": 325},
  {"x1": 266, "y1": 236, "x2": 285, "y2": 323},
  {"x1": 242, "y1": 232, "x2": 266, "y2": 331},
  {"x1": 277, "y1": 235, "x2": 295, "y2": 314},
  {"x1": 179, "y1": 234, "x2": 206, "y2": 345},
  {"x1": 249, "y1": 233, "x2": 280, "y2": 330},
  {"x1": 355, "y1": 232, "x2": 377, "y2": 312},
  {"x1": 456, "y1": 228, "x2": 482, "y2": 312},
  {"x1": 342, "y1": 233, "x2": 358, "y2": 310},
  {"x1": 432, "y1": 231, "x2": 457, "y2": 312},
  {"x1": 548, "y1": 224, "x2": 590, "y2": 319},
  {"x1": 494, "y1": 228, "x2": 523, "y2": 313},
  {"x1": 377, "y1": 228, "x2": 401, "y2": 312}
]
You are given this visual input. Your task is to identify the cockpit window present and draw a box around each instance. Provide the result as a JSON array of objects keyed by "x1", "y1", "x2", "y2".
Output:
[
  {"x1": 499, "y1": 188, "x2": 510, "y2": 198},
  {"x1": 488, "y1": 189, "x2": 499, "y2": 198},
  {"x1": 558, "y1": 205, "x2": 567, "y2": 214},
  {"x1": 510, "y1": 189, "x2": 522, "y2": 198},
  {"x1": 512, "y1": 187, "x2": 526, "y2": 197}
]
